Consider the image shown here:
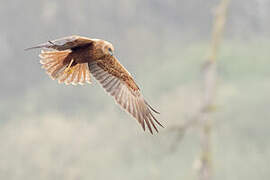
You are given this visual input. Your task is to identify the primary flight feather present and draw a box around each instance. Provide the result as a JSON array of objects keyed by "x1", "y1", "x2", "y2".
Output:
[{"x1": 27, "y1": 35, "x2": 163, "y2": 134}]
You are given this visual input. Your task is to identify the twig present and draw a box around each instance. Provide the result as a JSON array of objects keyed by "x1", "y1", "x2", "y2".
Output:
[{"x1": 197, "y1": 1, "x2": 230, "y2": 180}]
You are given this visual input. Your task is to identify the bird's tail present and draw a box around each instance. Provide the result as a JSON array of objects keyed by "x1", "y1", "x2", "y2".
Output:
[{"x1": 39, "y1": 50, "x2": 91, "y2": 85}]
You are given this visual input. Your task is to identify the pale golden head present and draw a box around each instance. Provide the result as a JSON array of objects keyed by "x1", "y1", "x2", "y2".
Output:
[
  {"x1": 93, "y1": 39, "x2": 114, "y2": 56},
  {"x1": 103, "y1": 40, "x2": 114, "y2": 56}
]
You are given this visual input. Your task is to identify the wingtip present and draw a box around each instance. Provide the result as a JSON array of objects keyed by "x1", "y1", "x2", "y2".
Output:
[
  {"x1": 24, "y1": 41, "x2": 51, "y2": 51},
  {"x1": 149, "y1": 111, "x2": 164, "y2": 128},
  {"x1": 24, "y1": 47, "x2": 35, "y2": 51},
  {"x1": 24, "y1": 45, "x2": 44, "y2": 51},
  {"x1": 145, "y1": 100, "x2": 160, "y2": 114}
]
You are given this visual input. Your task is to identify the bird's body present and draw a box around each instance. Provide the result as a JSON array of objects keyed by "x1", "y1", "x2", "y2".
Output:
[{"x1": 27, "y1": 35, "x2": 162, "y2": 134}]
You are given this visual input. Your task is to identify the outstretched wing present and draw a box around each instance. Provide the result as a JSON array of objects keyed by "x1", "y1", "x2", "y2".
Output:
[
  {"x1": 88, "y1": 55, "x2": 163, "y2": 134},
  {"x1": 27, "y1": 35, "x2": 94, "y2": 85},
  {"x1": 39, "y1": 50, "x2": 91, "y2": 85},
  {"x1": 25, "y1": 35, "x2": 94, "y2": 51}
]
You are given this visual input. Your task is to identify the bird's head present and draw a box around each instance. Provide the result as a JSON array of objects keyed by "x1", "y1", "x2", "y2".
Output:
[
  {"x1": 103, "y1": 41, "x2": 114, "y2": 56},
  {"x1": 93, "y1": 39, "x2": 115, "y2": 58}
]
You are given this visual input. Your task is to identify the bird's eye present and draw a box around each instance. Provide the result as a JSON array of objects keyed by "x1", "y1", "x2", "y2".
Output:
[{"x1": 108, "y1": 47, "x2": 113, "y2": 55}]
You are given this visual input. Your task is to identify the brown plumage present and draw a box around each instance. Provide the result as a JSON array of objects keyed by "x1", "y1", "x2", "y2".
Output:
[{"x1": 27, "y1": 35, "x2": 163, "y2": 134}]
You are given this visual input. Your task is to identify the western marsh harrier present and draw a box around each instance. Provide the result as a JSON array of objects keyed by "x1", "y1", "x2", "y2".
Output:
[{"x1": 27, "y1": 35, "x2": 163, "y2": 134}]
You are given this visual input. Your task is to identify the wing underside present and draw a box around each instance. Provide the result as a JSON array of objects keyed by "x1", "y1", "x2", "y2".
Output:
[
  {"x1": 39, "y1": 50, "x2": 91, "y2": 85},
  {"x1": 88, "y1": 58, "x2": 162, "y2": 134}
]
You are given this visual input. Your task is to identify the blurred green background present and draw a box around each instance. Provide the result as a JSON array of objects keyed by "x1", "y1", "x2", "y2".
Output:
[{"x1": 0, "y1": 0, "x2": 269, "y2": 179}]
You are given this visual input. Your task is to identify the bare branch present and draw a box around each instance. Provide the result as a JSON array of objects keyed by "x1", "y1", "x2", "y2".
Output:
[{"x1": 197, "y1": 1, "x2": 230, "y2": 180}]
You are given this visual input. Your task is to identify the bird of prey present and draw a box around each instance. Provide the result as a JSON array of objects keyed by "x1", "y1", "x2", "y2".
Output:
[{"x1": 27, "y1": 35, "x2": 163, "y2": 134}]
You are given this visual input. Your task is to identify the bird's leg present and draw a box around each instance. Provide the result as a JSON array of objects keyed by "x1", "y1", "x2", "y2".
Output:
[{"x1": 64, "y1": 59, "x2": 75, "y2": 74}]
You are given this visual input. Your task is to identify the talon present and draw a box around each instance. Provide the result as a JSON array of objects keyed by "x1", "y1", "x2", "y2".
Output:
[
  {"x1": 65, "y1": 67, "x2": 75, "y2": 75},
  {"x1": 64, "y1": 59, "x2": 74, "y2": 74}
]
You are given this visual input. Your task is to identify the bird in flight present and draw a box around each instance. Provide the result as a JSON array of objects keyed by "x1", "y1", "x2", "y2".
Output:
[{"x1": 26, "y1": 35, "x2": 163, "y2": 134}]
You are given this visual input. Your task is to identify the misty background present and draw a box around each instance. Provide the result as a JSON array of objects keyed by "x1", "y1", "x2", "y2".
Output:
[{"x1": 0, "y1": 0, "x2": 270, "y2": 179}]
